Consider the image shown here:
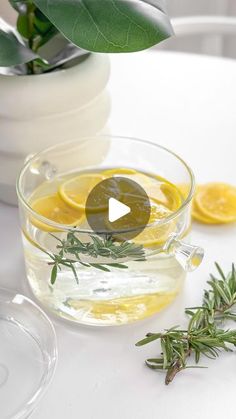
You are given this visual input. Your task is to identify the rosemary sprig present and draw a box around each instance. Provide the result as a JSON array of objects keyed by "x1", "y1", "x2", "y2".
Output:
[
  {"x1": 45, "y1": 231, "x2": 145, "y2": 285},
  {"x1": 136, "y1": 263, "x2": 236, "y2": 385}
]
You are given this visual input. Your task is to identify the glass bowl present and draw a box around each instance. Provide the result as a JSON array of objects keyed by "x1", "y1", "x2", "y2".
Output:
[
  {"x1": 0, "y1": 288, "x2": 57, "y2": 419},
  {"x1": 17, "y1": 136, "x2": 204, "y2": 326}
]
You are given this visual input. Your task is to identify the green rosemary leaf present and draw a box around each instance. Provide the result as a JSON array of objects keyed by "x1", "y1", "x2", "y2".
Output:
[
  {"x1": 43, "y1": 231, "x2": 145, "y2": 284},
  {"x1": 70, "y1": 262, "x2": 79, "y2": 284},
  {"x1": 215, "y1": 262, "x2": 226, "y2": 280},
  {"x1": 145, "y1": 361, "x2": 165, "y2": 370},
  {"x1": 136, "y1": 333, "x2": 162, "y2": 346},
  {"x1": 89, "y1": 263, "x2": 110, "y2": 272},
  {"x1": 146, "y1": 358, "x2": 164, "y2": 364},
  {"x1": 161, "y1": 339, "x2": 168, "y2": 369},
  {"x1": 50, "y1": 264, "x2": 58, "y2": 285},
  {"x1": 107, "y1": 263, "x2": 128, "y2": 269}
]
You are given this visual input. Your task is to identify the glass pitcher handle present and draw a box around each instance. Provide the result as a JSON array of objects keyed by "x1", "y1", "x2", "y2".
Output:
[{"x1": 163, "y1": 233, "x2": 204, "y2": 272}]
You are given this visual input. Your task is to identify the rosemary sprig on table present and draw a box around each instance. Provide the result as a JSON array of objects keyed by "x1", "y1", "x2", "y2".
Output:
[
  {"x1": 45, "y1": 231, "x2": 145, "y2": 285},
  {"x1": 136, "y1": 263, "x2": 236, "y2": 385}
]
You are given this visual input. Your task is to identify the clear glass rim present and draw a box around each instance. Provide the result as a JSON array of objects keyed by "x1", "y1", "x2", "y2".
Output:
[{"x1": 16, "y1": 135, "x2": 195, "y2": 232}]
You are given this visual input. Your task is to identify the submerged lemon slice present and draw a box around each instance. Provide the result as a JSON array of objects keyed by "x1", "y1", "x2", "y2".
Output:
[
  {"x1": 195, "y1": 183, "x2": 236, "y2": 223},
  {"x1": 104, "y1": 168, "x2": 182, "y2": 212},
  {"x1": 31, "y1": 194, "x2": 84, "y2": 231},
  {"x1": 133, "y1": 199, "x2": 174, "y2": 247},
  {"x1": 129, "y1": 174, "x2": 182, "y2": 211},
  {"x1": 68, "y1": 292, "x2": 177, "y2": 322},
  {"x1": 103, "y1": 168, "x2": 137, "y2": 176},
  {"x1": 157, "y1": 182, "x2": 182, "y2": 211},
  {"x1": 59, "y1": 173, "x2": 108, "y2": 212}
]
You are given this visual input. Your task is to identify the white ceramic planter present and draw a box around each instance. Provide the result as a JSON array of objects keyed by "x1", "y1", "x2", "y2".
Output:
[{"x1": 0, "y1": 53, "x2": 110, "y2": 204}]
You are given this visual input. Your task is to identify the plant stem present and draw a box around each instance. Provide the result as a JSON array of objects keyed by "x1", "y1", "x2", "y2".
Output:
[
  {"x1": 165, "y1": 347, "x2": 192, "y2": 384},
  {"x1": 26, "y1": 3, "x2": 38, "y2": 74}
]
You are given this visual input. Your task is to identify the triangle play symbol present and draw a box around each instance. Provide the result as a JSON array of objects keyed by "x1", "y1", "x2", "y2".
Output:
[{"x1": 108, "y1": 197, "x2": 131, "y2": 223}]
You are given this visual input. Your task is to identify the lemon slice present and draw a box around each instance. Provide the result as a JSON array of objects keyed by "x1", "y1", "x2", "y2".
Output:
[
  {"x1": 177, "y1": 184, "x2": 220, "y2": 224},
  {"x1": 59, "y1": 173, "x2": 109, "y2": 212},
  {"x1": 107, "y1": 196, "x2": 173, "y2": 247},
  {"x1": 125, "y1": 173, "x2": 182, "y2": 211},
  {"x1": 195, "y1": 183, "x2": 236, "y2": 223},
  {"x1": 31, "y1": 194, "x2": 84, "y2": 231},
  {"x1": 103, "y1": 168, "x2": 137, "y2": 176},
  {"x1": 133, "y1": 199, "x2": 174, "y2": 247},
  {"x1": 104, "y1": 168, "x2": 182, "y2": 212},
  {"x1": 128, "y1": 176, "x2": 182, "y2": 211},
  {"x1": 157, "y1": 182, "x2": 183, "y2": 211},
  {"x1": 103, "y1": 168, "x2": 151, "y2": 197},
  {"x1": 192, "y1": 199, "x2": 220, "y2": 224},
  {"x1": 177, "y1": 183, "x2": 190, "y2": 200}
]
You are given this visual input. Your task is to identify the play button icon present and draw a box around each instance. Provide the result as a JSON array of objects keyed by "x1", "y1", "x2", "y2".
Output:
[
  {"x1": 108, "y1": 198, "x2": 131, "y2": 223},
  {"x1": 85, "y1": 176, "x2": 151, "y2": 241}
]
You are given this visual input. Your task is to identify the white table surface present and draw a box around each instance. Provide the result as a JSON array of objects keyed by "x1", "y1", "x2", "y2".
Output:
[{"x1": 1, "y1": 50, "x2": 236, "y2": 419}]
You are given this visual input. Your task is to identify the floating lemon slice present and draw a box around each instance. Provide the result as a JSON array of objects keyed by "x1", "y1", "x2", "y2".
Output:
[
  {"x1": 31, "y1": 194, "x2": 84, "y2": 231},
  {"x1": 103, "y1": 167, "x2": 137, "y2": 176},
  {"x1": 103, "y1": 168, "x2": 150, "y2": 197},
  {"x1": 157, "y1": 182, "x2": 183, "y2": 211},
  {"x1": 107, "y1": 196, "x2": 173, "y2": 247},
  {"x1": 104, "y1": 168, "x2": 182, "y2": 212},
  {"x1": 68, "y1": 292, "x2": 176, "y2": 321},
  {"x1": 131, "y1": 177, "x2": 182, "y2": 212},
  {"x1": 132, "y1": 199, "x2": 174, "y2": 247},
  {"x1": 195, "y1": 183, "x2": 236, "y2": 223},
  {"x1": 123, "y1": 173, "x2": 182, "y2": 211},
  {"x1": 59, "y1": 173, "x2": 111, "y2": 212},
  {"x1": 176, "y1": 183, "x2": 190, "y2": 199}
]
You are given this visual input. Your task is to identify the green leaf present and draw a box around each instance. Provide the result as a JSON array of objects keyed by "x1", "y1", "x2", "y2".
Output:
[
  {"x1": 33, "y1": 0, "x2": 173, "y2": 53},
  {"x1": 136, "y1": 333, "x2": 162, "y2": 346},
  {"x1": 89, "y1": 263, "x2": 110, "y2": 272},
  {"x1": 0, "y1": 22, "x2": 38, "y2": 67},
  {"x1": 106, "y1": 263, "x2": 128, "y2": 269},
  {"x1": 50, "y1": 264, "x2": 58, "y2": 285},
  {"x1": 215, "y1": 262, "x2": 226, "y2": 280},
  {"x1": 70, "y1": 262, "x2": 79, "y2": 284},
  {"x1": 17, "y1": 14, "x2": 31, "y2": 39}
]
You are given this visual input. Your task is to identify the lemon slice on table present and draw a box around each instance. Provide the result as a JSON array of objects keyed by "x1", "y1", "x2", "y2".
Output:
[
  {"x1": 195, "y1": 183, "x2": 236, "y2": 223},
  {"x1": 31, "y1": 194, "x2": 84, "y2": 231},
  {"x1": 177, "y1": 183, "x2": 221, "y2": 224},
  {"x1": 192, "y1": 199, "x2": 221, "y2": 224},
  {"x1": 59, "y1": 173, "x2": 111, "y2": 212},
  {"x1": 132, "y1": 199, "x2": 174, "y2": 247}
]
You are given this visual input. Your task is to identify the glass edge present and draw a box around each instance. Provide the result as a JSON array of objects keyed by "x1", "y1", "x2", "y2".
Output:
[
  {"x1": 0, "y1": 286, "x2": 58, "y2": 419},
  {"x1": 16, "y1": 135, "x2": 195, "y2": 233}
]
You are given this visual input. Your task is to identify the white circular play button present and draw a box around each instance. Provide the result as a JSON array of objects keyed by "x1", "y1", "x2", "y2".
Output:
[
  {"x1": 85, "y1": 176, "x2": 151, "y2": 241},
  {"x1": 108, "y1": 197, "x2": 131, "y2": 223}
]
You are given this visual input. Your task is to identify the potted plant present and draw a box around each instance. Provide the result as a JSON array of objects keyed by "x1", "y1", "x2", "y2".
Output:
[{"x1": 0, "y1": 0, "x2": 173, "y2": 204}]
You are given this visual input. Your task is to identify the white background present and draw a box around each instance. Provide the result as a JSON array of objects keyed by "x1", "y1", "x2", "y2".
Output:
[{"x1": 1, "y1": 50, "x2": 236, "y2": 418}]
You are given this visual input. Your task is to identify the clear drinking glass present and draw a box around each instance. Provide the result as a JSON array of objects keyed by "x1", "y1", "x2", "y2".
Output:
[{"x1": 17, "y1": 136, "x2": 204, "y2": 326}]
